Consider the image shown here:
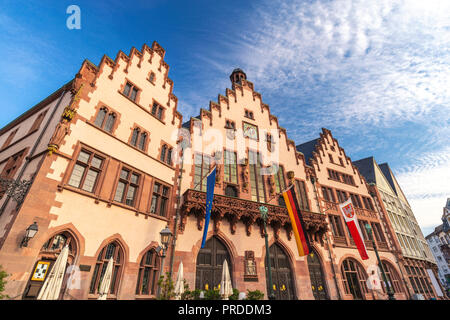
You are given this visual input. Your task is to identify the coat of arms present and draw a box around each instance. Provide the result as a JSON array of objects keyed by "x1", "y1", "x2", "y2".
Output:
[{"x1": 342, "y1": 203, "x2": 354, "y2": 219}]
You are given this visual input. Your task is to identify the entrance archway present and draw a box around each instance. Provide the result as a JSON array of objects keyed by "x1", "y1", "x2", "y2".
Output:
[
  {"x1": 266, "y1": 243, "x2": 296, "y2": 300},
  {"x1": 195, "y1": 236, "x2": 232, "y2": 290},
  {"x1": 307, "y1": 250, "x2": 329, "y2": 300},
  {"x1": 23, "y1": 231, "x2": 78, "y2": 299},
  {"x1": 341, "y1": 258, "x2": 368, "y2": 300}
]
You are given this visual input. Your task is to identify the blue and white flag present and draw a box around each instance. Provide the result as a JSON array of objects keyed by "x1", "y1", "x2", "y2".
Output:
[{"x1": 201, "y1": 166, "x2": 217, "y2": 248}]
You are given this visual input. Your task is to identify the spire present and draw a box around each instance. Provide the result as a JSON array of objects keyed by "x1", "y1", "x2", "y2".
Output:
[{"x1": 229, "y1": 68, "x2": 247, "y2": 84}]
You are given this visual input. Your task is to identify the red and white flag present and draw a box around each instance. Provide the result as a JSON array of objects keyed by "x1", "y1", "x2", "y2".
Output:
[{"x1": 338, "y1": 198, "x2": 369, "y2": 260}]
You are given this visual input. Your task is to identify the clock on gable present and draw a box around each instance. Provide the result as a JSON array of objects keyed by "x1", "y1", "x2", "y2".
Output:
[{"x1": 243, "y1": 122, "x2": 258, "y2": 140}]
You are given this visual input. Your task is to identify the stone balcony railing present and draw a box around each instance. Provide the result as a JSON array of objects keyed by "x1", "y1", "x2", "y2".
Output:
[
  {"x1": 179, "y1": 189, "x2": 328, "y2": 242},
  {"x1": 321, "y1": 200, "x2": 377, "y2": 219}
]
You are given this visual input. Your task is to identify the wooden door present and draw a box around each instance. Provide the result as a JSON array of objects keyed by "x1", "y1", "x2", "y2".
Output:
[
  {"x1": 195, "y1": 237, "x2": 231, "y2": 290},
  {"x1": 307, "y1": 252, "x2": 329, "y2": 300},
  {"x1": 266, "y1": 243, "x2": 296, "y2": 300}
]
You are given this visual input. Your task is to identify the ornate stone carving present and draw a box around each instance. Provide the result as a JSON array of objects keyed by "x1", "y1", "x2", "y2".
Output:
[
  {"x1": 215, "y1": 165, "x2": 221, "y2": 187},
  {"x1": 48, "y1": 119, "x2": 70, "y2": 155},
  {"x1": 287, "y1": 171, "x2": 295, "y2": 185},
  {"x1": 180, "y1": 189, "x2": 328, "y2": 241},
  {"x1": 47, "y1": 84, "x2": 84, "y2": 155},
  {"x1": 244, "y1": 250, "x2": 258, "y2": 281}
]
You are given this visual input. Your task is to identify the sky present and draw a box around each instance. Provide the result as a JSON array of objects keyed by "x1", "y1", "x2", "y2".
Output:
[{"x1": 0, "y1": 0, "x2": 449, "y2": 236}]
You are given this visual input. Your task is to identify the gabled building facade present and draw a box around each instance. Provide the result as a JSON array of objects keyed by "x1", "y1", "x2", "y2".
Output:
[
  {"x1": 354, "y1": 157, "x2": 443, "y2": 299},
  {"x1": 297, "y1": 130, "x2": 409, "y2": 300},
  {"x1": 0, "y1": 43, "x2": 445, "y2": 300},
  {"x1": 174, "y1": 69, "x2": 331, "y2": 300},
  {"x1": 0, "y1": 42, "x2": 182, "y2": 300}
]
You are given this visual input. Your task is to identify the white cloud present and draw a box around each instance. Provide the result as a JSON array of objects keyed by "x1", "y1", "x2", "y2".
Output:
[
  {"x1": 233, "y1": 0, "x2": 450, "y2": 133},
  {"x1": 396, "y1": 147, "x2": 450, "y2": 232},
  {"x1": 223, "y1": 0, "x2": 450, "y2": 233}
]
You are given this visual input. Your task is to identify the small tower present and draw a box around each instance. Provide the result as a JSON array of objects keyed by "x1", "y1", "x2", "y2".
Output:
[{"x1": 230, "y1": 68, "x2": 247, "y2": 84}]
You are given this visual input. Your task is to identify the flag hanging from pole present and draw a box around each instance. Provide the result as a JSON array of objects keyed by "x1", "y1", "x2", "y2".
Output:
[
  {"x1": 200, "y1": 167, "x2": 217, "y2": 249},
  {"x1": 282, "y1": 185, "x2": 312, "y2": 256},
  {"x1": 338, "y1": 198, "x2": 369, "y2": 260}
]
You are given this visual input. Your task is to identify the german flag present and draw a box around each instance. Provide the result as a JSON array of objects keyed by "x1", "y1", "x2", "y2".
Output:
[{"x1": 282, "y1": 185, "x2": 312, "y2": 256}]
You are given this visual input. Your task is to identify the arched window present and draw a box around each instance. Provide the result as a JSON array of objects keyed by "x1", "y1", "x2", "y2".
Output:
[
  {"x1": 94, "y1": 107, "x2": 116, "y2": 133},
  {"x1": 341, "y1": 258, "x2": 368, "y2": 300},
  {"x1": 104, "y1": 113, "x2": 116, "y2": 133},
  {"x1": 89, "y1": 242, "x2": 124, "y2": 296},
  {"x1": 166, "y1": 147, "x2": 172, "y2": 165},
  {"x1": 41, "y1": 233, "x2": 75, "y2": 256},
  {"x1": 23, "y1": 231, "x2": 78, "y2": 300},
  {"x1": 94, "y1": 108, "x2": 108, "y2": 127},
  {"x1": 381, "y1": 261, "x2": 403, "y2": 294},
  {"x1": 131, "y1": 128, "x2": 140, "y2": 146},
  {"x1": 160, "y1": 144, "x2": 167, "y2": 162},
  {"x1": 136, "y1": 248, "x2": 160, "y2": 295},
  {"x1": 138, "y1": 132, "x2": 147, "y2": 151}
]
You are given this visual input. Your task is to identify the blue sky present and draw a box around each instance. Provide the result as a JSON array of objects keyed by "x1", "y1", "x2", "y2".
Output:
[{"x1": 1, "y1": 0, "x2": 449, "y2": 236}]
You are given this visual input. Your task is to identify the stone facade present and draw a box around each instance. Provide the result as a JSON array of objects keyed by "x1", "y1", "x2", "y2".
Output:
[
  {"x1": 354, "y1": 157, "x2": 444, "y2": 299},
  {"x1": 0, "y1": 43, "x2": 444, "y2": 300}
]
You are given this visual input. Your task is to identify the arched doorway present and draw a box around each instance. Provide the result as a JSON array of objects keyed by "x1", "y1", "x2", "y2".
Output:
[
  {"x1": 341, "y1": 258, "x2": 368, "y2": 300},
  {"x1": 23, "y1": 231, "x2": 78, "y2": 300},
  {"x1": 307, "y1": 250, "x2": 329, "y2": 300},
  {"x1": 266, "y1": 243, "x2": 296, "y2": 300},
  {"x1": 195, "y1": 236, "x2": 232, "y2": 290}
]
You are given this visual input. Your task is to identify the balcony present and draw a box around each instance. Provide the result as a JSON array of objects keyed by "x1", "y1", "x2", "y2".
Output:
[
  {"x1": 179, "y1": 189, "x2": 328, "y2": 241},
  {"x1": 377, "y1": 241, "x2": 389, "y2": 251},
  {"x1": 321, "y1": 200, "x2": 377, "y2": 219}
]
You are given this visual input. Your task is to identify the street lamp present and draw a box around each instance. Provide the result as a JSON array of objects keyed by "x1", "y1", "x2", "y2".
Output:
[
  {"x1": 20, "y1": 222, "x2": 38, "y2": 248},
  {"x1": 364, "y1": 223, "x2": 395, "y2": 300},
  {"x1": 157, "y1": 225, "x2": 173, "y2": 298},
  {"x1": 260, "y1": 205, "x2": 276, "y2": 300}
]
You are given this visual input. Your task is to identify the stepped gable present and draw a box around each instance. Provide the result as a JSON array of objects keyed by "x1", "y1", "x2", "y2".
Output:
[
  {"x1": 183, "y1": 68, "x2": 311, "y2": 169},
  {"x1": 295, "y1": 128, "x2": 370, "y2": 186},
  {"x1": 74, "y1": 41, "x2": 182, "y2": 126}
]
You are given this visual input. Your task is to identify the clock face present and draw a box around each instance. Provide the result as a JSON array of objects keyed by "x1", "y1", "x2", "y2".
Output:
[{"x1": 243, "y1": 122, "x2": 258, "y2": 140}]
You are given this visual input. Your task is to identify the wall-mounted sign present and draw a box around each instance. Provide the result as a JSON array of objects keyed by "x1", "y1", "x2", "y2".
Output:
[{"x1": 31, "y1": 261, "x2": 51, "y2": 281}]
